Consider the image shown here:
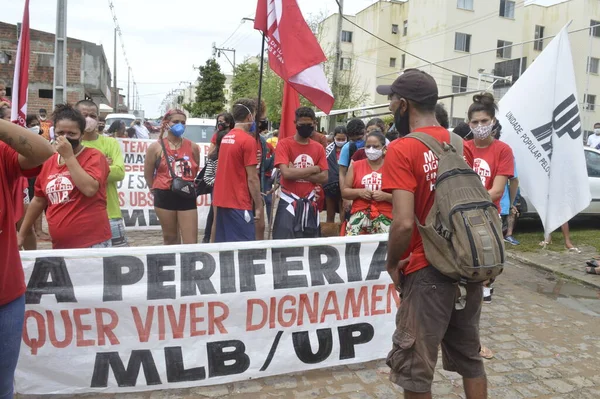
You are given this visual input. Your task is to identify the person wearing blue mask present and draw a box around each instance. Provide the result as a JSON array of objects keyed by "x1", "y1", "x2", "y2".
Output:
[
  {"x1": 144, "y1": 109, "x2": 200, "y2": 245},
  {"x1": 338, "y1": 118, "x2": 366, "y2": 218}
]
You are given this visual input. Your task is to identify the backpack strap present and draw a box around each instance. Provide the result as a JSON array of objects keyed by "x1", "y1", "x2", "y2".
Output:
[{"x1": 406, "y1": 131, "x2": 465, "y2": 157}]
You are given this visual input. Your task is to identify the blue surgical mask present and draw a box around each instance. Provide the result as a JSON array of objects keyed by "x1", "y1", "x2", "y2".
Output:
[
  {"x1": 249, "y1": 121, "x2": 256, "y2": 133},
  {"x1": 355, "y1": 139, "x2": 365, "y2": 148},
  {"x1": 170, "y1": 123, "x2": 185, "y2": 137}
]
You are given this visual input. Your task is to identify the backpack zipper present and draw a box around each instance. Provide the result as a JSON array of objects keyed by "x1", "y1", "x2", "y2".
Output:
[
  {"x1": 449, "y1": 201, "x2": 497, "y2": 218},
  {"x1": 485, "y1": 210, "x2": 505, "y2": 263},
  {"x1": 461, "y1": 211, "x2": 480, "y2": 267}
]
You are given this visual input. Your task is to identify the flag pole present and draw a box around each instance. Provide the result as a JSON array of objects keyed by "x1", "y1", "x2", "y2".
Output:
[{"x1": 256, "y1": 31, "x2": 266, "y2": 139}]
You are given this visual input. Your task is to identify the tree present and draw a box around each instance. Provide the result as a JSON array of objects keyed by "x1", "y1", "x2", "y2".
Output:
[
  {"x1": 184, "y1": 59, "x2": 226, "y2": 117},
  {"x1": 230, "y1": 61, "x2": 260, "y2": 102}
]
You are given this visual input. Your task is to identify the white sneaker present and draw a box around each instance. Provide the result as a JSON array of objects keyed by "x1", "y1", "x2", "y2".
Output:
[{"x1": 483, "y1": 287, "x2": 492, "y2": 303}]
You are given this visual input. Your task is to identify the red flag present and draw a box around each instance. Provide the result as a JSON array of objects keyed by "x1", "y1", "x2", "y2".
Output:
[
  {"x1": 255, "y1": 0, "x2": 334, "y2": 114},
  {"x1": 11, "y1": 0, "x2": 30, "y2": 127},
  {"x1": 279, "y1": 82, "x2": 301, "y2": 140}
]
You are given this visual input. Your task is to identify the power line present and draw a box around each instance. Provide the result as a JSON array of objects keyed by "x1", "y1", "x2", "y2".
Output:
[
  {"x1": 107, "y1": 0, "x2": 139, "y2": 109},
  {"x1": 221, "y1": 21, "x2": 244, "y2": 47}
]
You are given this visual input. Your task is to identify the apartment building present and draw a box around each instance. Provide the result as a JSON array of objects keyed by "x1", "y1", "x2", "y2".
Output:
[{"x1": 318, "y1": 0, "x2": 600, "y2": 132}]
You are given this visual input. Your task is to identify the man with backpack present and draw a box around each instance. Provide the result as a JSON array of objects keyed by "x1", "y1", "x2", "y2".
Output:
[{"x1": 381, "y1": 69, "x2": 502, "y2": 398}]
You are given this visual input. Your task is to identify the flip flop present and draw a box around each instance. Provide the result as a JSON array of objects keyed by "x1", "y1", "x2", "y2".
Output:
[
  {"x1": 585, "y1": 266, "x2": 600, "y2": 275},
  {"x1": 567, "y1": 247, "x2": 582, "y2": 254},
  {"x1": 539, "y1": 241, "x2": 551, "y2": 248},
  {"x1": 479, "y1": 345, "x2": 494, "y2": 359},
  {"x1": 586, "y1": 260, "x2": 600, "y2": 268}
]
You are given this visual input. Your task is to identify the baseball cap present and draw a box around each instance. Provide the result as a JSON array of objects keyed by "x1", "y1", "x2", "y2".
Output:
[{"x1": 376, "y1": 69, "x2": 438, "y2": 106}]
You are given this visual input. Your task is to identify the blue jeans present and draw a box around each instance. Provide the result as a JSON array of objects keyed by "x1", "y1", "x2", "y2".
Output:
[{"x1": 0, "y1": 295, "x2": 25, "y2": 399}]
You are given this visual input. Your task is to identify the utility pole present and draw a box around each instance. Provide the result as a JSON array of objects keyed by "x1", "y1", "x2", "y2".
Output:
[
  {"x1": 127, "y1": 67, "x2": 130, "y2": 111},
  {"x1": 328, "y1": 0, "x2": 343, "y2": 132},
  {"x1": 52, "y1": 0, "x2": 67, "y2": 107},
  {"x1": 212, "y1": 42, "x2": 237, "y2": 72},
  {"x1": 112, "y1": 27, "x2": 118, "y2": 113}
]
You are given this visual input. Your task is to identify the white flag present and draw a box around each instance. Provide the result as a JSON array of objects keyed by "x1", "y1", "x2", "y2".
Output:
[{"x1": 499, "y1": 24, "x2": 591, "y2": 237}]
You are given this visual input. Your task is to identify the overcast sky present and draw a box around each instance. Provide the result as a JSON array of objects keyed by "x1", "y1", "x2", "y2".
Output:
[{"x1": 2, "y1": 0, "x2": 379, "y2": 117}]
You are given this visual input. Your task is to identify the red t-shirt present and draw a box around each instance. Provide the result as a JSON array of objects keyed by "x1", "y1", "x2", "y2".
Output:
[
  {"x1": 0, "y1": 143, "x2": 33, "y2": 305},
  {"x1": 464, "y1": 139, "x2": 514, "y2": 210},
  {"x1": 351, "y1": 148, "x2": 368, "y2": 162},
  {"x1": 275, "y1": 137, "x2": 328, "y2": 199},
  {"x1": 213, "y1": 128, "x2": 259, "y2": 210},
  {"x1": 310, "y1": 132, "x2": 328, "y2": 149},
  {"x1": 382, "y1": 127, "x2": 474, "y2": 275},
  {"x1": 13, "y1": 176, "x2": 29, "y2": 221},
  {"x1": 265, "y1": 142, "x2": 275, "y2": 178},
  {"x1": 351, "y1": 159, "x2": 393, "y2": 219},
  {"x1": 35, "y1": 149, "x2": 111, "y2": 249},
  {"x1": 152, "y1": 138, "x2": 199, "y2": 191}
]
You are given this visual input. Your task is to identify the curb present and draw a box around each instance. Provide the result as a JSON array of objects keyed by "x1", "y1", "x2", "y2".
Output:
[{"x1": 507, "y1": 251, "x2": 600, "y2": 290}]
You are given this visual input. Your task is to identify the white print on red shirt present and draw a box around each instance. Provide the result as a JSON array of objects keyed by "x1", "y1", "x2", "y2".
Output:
[
  {"x1": 45, "y1": 173, "x2": 74, "y2": 205},
  {"x1": 423, "y1": 150, "x2": 439, "y2": 192},
  {"x1": 473, "y1": 158, "x2": 491, "y2": 186},
  {"x1": 293, "y1": 154, "x2": 315, "y2": 183},
  {"x1": 361, "y1": 171, "x2": 382, "y2": 191}
]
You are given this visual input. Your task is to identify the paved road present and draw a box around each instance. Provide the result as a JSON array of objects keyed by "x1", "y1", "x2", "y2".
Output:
[{"x1": 16, "y1": 254, "x2": 600, "y2": 399}]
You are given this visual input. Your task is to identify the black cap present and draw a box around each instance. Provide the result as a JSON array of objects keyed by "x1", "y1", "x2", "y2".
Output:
[{"x1": 376, "y1": 69, "x2": 438, "y2": 106}]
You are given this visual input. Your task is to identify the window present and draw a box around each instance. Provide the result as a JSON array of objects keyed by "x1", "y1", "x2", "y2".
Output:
[
  {"x1": 0, "y1": 51, "x2": 10, "y2": 64},
  {"x1": 341, "y1": 30, "x2": 353, "y2": 43},
  {"x1": 339, "y1": 57, "x2": 351, "y2": 71},
  {"x1": 499, "y1": 0, "x2": 515, "y2": 18},
  {"x1": 591, "y1": 20, "x2": 600, "y2": 38},
  {"x1": 392, "y1": 24, "x2": 399, "y2": 34},
  {"x1": 457, "y1": 0, "x2": 474, "y2": 10},
  {"x1": 497, "y1": 40, "x2": 513, "y2": 59},
  {"x1": 534, "y1": 25, "x2": 545, "y2": 51},
  {"x1": 585, "y1": 150, "x2": 600, "y2": 177},
  {"x1": 452, "y1": 117, "x2": 465, "y2": 127},
  {"x1": 38, "y1": 89, "x2": 53, "y2": 99},
  {"x1": 401, "y1": 54, "x2": 406, "y2": 69},
  {"x1": 494, "y1": 57, "x2": 527, "y2": 88},
  {"x1": 584, "y1": 94, "x2": 596, "y2": 111},
  {"x1": 588, "y1": 57, "x2": 600, "y2": 74},
  {"x1": 38, "y1": 53, "x2": 54, "y2": 67},
  {"x1": 389, "y1": 57, "x2": 397, "y2": 68},
  {"x1": 452, "y1": 75, "x2": 468, "y2": 93},
  {"x1": 454, "y1": 32, "x2": 471, "y2": 52},
  {"x1": 403, "y1": 20, "x2": 408, "y2": 36}
]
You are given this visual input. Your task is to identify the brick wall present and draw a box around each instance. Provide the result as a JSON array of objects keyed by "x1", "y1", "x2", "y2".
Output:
[{"x1": 0, "y1": 22, "x2": 86, "y2": 113}]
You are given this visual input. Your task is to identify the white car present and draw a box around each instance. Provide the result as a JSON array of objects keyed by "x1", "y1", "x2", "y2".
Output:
[
  {"x1": 185, "y1": 118, "x2": 217, "y2": 144},
  {"x1": 519, "y1": 147, "x2": 600, "y2": 216}
]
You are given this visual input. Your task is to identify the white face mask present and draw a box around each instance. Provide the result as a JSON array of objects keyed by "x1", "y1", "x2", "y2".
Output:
[
  {"x1": 29, "y1": 126, "x2": 40, "y2": 134},
  {"x1": 472, "y1": 123, "x2": 494, "y2": 140},
  {"x1": 365, "y1": 147, "x2": 383, "y2": 161},
  {"x1": 594, "y1": 128, "x2": 600, "y2": 135},
  {"x1": 335, "y1": 140, "x2": 347, "y2": 148}
]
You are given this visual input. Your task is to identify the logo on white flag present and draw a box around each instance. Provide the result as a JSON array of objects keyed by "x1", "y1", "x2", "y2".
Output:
[{"x1": 531, "y1": 94, "x2": 582, "y2": 159}]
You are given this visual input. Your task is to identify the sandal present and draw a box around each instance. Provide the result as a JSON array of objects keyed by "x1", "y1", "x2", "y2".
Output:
[
  {"x1": 585, "y1": 266, "x2": 600, "y2": 275},
  {"x1": 586, "y1": 260, "x2": 600, "y2": 268},
  {"x1": 566, "y1": 247, "x2": 582, "y2": 254},
  {"x1": 479, "y1": 345, "x2": 494, "y2": 359},
  {"x1": 539, "y1": 241, "x2": 551, "y2": 248}
]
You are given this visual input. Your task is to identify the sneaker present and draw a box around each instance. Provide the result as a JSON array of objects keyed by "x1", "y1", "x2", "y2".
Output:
[
  {"x1": 483, "y1": 286, "x2": 492, "y2": 303},
  {"x1": 504, "y1": 235, "x2": 520, "y2": 245}
]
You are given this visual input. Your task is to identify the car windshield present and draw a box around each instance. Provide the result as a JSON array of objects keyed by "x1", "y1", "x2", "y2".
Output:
[
  {"x1": 106, "y1": 117, "x2": 135, "y2": 130},
  {"x1": 185, "y1": 124, "x2": 215, "y2": 143}
]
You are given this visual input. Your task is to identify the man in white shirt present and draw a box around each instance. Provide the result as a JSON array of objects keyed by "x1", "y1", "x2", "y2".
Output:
[
  {"x1": 587, "y1": 122, "x2": 600, "y2": 148},
  {"x1": 132, "y1": 119, "x2": 150, "y2": 139}
]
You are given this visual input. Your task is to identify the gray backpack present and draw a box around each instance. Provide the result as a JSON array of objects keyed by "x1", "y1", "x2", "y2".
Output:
[{"x1": 407, "y1": 132, "x2": 505, "y2": 283}]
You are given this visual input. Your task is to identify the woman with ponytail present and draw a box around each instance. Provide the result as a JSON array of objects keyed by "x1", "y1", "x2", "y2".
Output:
[{"x1": 144, "y1": 109, "x2": 200, "y2": 245}]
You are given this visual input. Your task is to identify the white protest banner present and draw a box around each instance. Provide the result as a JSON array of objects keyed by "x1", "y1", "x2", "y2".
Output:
[
  {"x1": 16, "y1": 235, "x2": 397, "y2": 395},
  {"x1": 117, "y1": 139, "x2": 212, "y2": 230},
  {"x1": 499, "y1": 24, "x2": 591, "y2": 236}
]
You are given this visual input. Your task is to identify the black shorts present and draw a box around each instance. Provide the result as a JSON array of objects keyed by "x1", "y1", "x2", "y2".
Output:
[{"x1": 153, "y1": 189, "x2": 197, "y2": 211}]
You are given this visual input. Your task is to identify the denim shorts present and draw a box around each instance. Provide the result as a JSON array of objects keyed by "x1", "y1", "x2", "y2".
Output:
[
  {"x1": 109, "y1": 218, "x2": 128, "y2": 247},
  {"x1": 90, "y1": 239, "x2": 112, "y2": 249},
  {"x1": 0, "y1": 295, "x2": 25, "y2": 399}
]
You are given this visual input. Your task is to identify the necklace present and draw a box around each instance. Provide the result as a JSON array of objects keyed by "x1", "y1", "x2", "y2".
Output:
[{"x1": 167, "y1": 138, "x2": 183, "y2": 149}]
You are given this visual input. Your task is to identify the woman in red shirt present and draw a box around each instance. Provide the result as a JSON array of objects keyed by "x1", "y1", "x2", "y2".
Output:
[
  {"x1": 342, "y1": 131, "x2": 393, "y2": 235},
  {"x1": 18, "y1": 104, "x2": 112, "y2": 249},
  {"x1": 144, "y1": 109, "x2": 200, "y2": 245},
  {"x1": 0, "y1": 118, "x2": 53, "y2": 399}
]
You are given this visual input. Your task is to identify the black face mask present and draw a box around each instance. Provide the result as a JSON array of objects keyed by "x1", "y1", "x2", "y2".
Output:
[
  {"x1": 66, "y1": 138, "x2": 80, "y2": 151},
  {"x1": 297, "y1": 124, "x2": 313, "y2": 138},
  {"x1": 394, "y1": 102, "x2": 411, "y2": 138},
  {"x1": 259, "y1": 119, "x2": 269, "y2": 132},
  {"x1": 217, "y1": 122, "x2": 228, "y2": 131}
]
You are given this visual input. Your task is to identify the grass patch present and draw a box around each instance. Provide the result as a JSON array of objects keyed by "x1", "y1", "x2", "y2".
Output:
[{"x1": 511, "y1": 218, "x2": 600, "y2": 253}]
